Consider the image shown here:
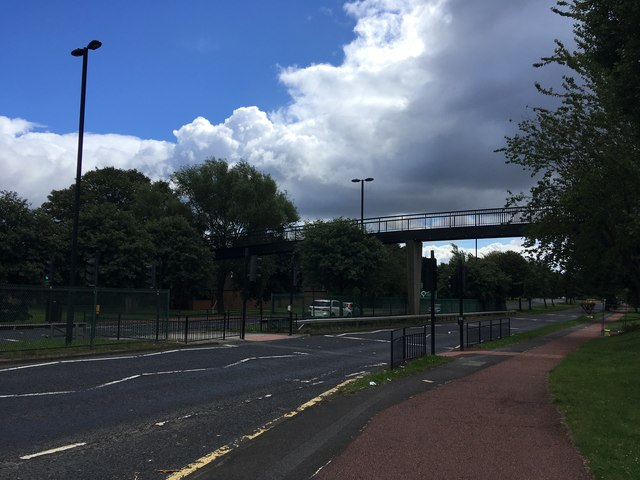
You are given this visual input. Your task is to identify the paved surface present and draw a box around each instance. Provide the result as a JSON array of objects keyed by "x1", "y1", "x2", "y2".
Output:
[
  {"x1": 191, "y1": 314, "x2": 613, "y2": 480},
  {"x1": 314, "y1": 319, "x2": 612, "y2": 480}
]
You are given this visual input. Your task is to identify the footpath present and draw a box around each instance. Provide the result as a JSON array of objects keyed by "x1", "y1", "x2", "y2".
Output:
[
  {"x1": 314, "y1": 318, "x2": 614, "y2": 480},
  {"x1": 190, "y1": 314, "x2": 615, "y2": 480}
]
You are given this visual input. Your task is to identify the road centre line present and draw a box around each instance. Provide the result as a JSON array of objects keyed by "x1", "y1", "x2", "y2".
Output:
[
  {"x1": 0, "y1": 390, "x2": 76, "y2": 399},
  {"x1": 325, "y1": 334, "x2": 389, "y2": 343},
  {"x1": 223, "y1": 353, "x2": 308, "y2": 369},
  {"x1": 2, "y1": 354, "x2": 307, "y2": 398},
  {"x1": 20, "y1": 442, "x2": 86, "y2": 460},
  {"x1": 0, "y1": 345, "x2": 238, "y2": 374}
]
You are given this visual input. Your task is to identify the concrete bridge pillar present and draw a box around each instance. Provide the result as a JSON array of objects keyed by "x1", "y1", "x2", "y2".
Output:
[{"x1": 406, "y1": 240, "x2": 422, "y2": 315}]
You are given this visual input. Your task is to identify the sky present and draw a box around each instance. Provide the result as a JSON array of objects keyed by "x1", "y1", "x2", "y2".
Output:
[{"x1": 1, "y1": 0, "x2": 574, "y2": 263}]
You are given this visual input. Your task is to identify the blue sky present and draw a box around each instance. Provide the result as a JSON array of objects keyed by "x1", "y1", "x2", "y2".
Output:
[
  {"x1": 1, "y1": 0, "x2": 354, "y2": 140},
  {"x1": 1, "y1": 1, "x2": 574, "y2": 263}
]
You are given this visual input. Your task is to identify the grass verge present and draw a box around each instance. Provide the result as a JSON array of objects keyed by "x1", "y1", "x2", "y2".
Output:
[
  {"x1": 549, "y1": 329, "x2": 640, "y2": 479},
  {"x1": 475, "y1": 315, "x2": 592, "y2": 350}
]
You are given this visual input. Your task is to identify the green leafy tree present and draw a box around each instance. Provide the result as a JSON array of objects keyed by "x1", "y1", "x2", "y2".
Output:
[
  {"x1": 500, "y1": 0, "x2": 640, "y2": 300},
  {"x1": 296, "y1": 218, "x2": 387, "y2": 296},
  {"x1": 483, "y1": 251, "x2": 530, "y2": 299},
  {"x1": 0, "y1": 191, "x2": 56, "y2": 285},
  {"x1": 146, "y1": 216, "x2": 213, "y2": 308},
  {"x1": 172, "y1": 159, "x2": 299, "y2": 312},
  {"x1": 41, "y1": 167, "x2": 203, "y2": 294}
]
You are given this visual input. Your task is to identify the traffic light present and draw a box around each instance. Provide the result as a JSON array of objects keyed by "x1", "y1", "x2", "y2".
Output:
[
  {"x1": 145, "y1": 264, "x2": 157, "y2": 289},
  {"x1": 43, "y1": 258, "x2": 54, "y2": 284},
  {"x1": 85, "y1": 257, "x2": 99, "y2": 287},
  {"x1": 248, "y1": 255, "x2": 262, "y2": 282},
  {"x1": 447, "y1": 274, "x2": 458, "y2": 296},
  {"x1": 421, "y1": 257, "x2": 437, "y2": 292}
]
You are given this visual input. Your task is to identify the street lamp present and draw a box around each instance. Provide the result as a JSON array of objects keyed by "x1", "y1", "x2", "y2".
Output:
[
  {"x1": 351, "y1": 177, "x2": 374, "y2": 228},
  {"x1": 66, "y1": 39, "x2": 101, "y2": 345}
]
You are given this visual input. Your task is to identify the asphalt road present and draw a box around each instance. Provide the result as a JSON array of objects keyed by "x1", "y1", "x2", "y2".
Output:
[{"x1": 0, "y1": 308, "x2": 587, "y2": 479}]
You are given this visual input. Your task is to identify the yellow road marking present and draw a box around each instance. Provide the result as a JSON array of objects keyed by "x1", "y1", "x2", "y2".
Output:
[{"x1": 165, "y1": 378, "x2": 357, "y2": 479}]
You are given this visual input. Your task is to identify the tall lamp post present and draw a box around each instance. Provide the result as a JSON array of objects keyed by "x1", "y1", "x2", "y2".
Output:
[
  {"x1": 351, "y1": 177, "x2": 374, "y2": 228},
  {"x1": 66, "y1": 40, "x2": 101, "y2": 345}
]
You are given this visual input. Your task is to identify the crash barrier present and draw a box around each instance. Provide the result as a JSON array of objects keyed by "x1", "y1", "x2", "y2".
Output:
[
  {"x1": 466, "y1": 317, "x2": 511, "y2": 348},
  {"x1": 390, "y1": 325, "x2": 429, "y2": 369}
]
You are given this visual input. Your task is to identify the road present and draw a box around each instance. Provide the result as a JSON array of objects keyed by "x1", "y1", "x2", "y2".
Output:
[{"x1": 0, "y1": 308, "x2": 586, "y2": 479}]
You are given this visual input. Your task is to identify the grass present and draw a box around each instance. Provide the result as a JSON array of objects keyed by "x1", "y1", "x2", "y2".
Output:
[
  {"x1": 606, "y1": 311, "x2": 640, "y2": 333},
  {"x1": 549, "y1": 328, "x2": 640, "y2": 479},
  {"x1": 475, "y1": 315, "x2": 592, "y2": 349}
]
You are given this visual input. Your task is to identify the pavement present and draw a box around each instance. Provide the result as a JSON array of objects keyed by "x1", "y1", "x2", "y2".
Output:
[{"x1": 187, "y1": 313, "x2": 616, "y2": 480}]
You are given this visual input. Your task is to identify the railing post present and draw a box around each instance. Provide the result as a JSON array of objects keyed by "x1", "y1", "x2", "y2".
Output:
[
  {"x1": 223, "y1": 312, "x2": 227, "y2": 340},
  {"x1": 184, "y1": 315, "x2": 189, "y2": 344},
  {"x1": 390, "y1": 330, "x2": 394, "y2": 370},
  {"x1": 402, "y1": 327, "x2": 406, "y2": 364},
  {"x1": 423, "y1": 324, "x2": 427, "y2": 356}
]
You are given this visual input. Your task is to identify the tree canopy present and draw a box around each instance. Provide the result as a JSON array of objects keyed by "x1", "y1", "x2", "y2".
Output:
[
  {"x1": 500, "y1": 0, "x2": 640, "y2": 301},
  {"x1": 172, "y1": 158, "x2": 299, "y2": 311},
  {"x1": 295, "y1": 218, "x2": 388, "y2": 296}
]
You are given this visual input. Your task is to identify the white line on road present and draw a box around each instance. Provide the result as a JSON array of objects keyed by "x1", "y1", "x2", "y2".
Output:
[
  {"x1": 0, "y1": 390, "x2": 76, "y2": 399},
  {"x1": 224, "y1": 353, "x2": 307, "y2": 369},
  {"x1": 20, "y1": 442, "x2": 86, "y2": 460},
  {"x1": 324, "y1": 334, "x2": 389, "y2": 343}
]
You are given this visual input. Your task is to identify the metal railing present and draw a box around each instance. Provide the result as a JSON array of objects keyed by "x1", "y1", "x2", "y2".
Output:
[
  {"x1": 466, "y1": 317, "x2": 511, "y2": 348},
  {"x1": 390, "y1": 325, "x2": 429, "y2": 369},
  {"x1": 239, "y1": 206, "x2": 535, "y2": 244}
]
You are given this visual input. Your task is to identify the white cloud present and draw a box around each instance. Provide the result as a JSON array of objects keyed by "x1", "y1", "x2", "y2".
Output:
[
  {"x1": 423, "y1": 238, "x2": 526, "y2": 264},
  {"x1": 0, "y1": 115, "x2": 174, "y2": 205},
  {"x1": 0, "y1": 0, "x2": 572, "y2": 227}
]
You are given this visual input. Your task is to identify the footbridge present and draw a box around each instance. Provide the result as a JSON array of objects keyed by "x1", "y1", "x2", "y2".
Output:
[
  {"x1": 216, "y1": 207, "x2": 533, "y2": 258},
  {"x1": 215, "y1": 206, "x2": 538, "y2": 314}
]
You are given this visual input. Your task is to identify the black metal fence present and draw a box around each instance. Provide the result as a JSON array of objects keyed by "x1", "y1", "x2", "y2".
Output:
[
  {"x1": 466, "y1": 317, "x2": 511, "y2": 348},
  {"x1": 390, "y1": 325, "x2": 429, "y2": 369},
  {"x1": 0, "y1": 285, "x2": 256, "y2": 352}
]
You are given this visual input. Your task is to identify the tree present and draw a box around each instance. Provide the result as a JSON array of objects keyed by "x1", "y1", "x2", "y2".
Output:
[
  {"x1": 483, "y1": 251, "x2": 530, "y2": 299},
  {"x1": 0, "y1": 191, "x2": 56, "y2": 285},
  {"x1": 296, "y1": 218, "x2": 387, "y2": 296},
  {"x1": 172, "y1": 159, "x2": 299, "y2": 312},
  {"x1": 146, "y1": 216, "x2": 213, "y2": 308},
  {"x1": 41, "y1": 167, "x2": 204, "y2": 294},
  {"x1": 500, "y1": 0, "x2": 640, "y2": 300}
]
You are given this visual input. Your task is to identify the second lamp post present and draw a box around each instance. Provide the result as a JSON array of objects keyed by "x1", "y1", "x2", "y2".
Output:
[{"x1": 351, "y1": 177, "x2": 374, "y2": 228}]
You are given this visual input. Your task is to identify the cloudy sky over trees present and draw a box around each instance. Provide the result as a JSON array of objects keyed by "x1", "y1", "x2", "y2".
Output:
[{"x1": 1, "y1": 0, "x2": 573, "y2": 235}]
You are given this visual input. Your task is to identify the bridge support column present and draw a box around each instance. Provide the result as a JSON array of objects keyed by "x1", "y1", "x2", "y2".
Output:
[{"x1": 406, "y1": 240, "x2": 422, "y2": 315}]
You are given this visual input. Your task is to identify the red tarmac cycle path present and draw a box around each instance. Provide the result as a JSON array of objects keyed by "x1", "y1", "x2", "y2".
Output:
[{"x1": 315, "y1": 316, "x2": 619, "y2": 480}]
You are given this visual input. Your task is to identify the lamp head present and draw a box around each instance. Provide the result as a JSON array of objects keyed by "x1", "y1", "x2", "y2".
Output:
[
  {"x1": 71, "y1": 48, "x2": 84, "y2": 57},
  {"x1": 364, "y1": 177, "x2": 374, "y2": 182},
  {"x1": 351, "y1": 178, "x2": 360, "y2": 183},
  {"x1": 87, "y1": 40, "x2": 102, "y2": 50}
]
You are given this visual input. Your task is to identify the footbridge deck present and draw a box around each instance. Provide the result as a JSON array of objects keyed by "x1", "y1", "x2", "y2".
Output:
[{"x1": 215, "y1": 206, "x2": 535, "y2": 259}]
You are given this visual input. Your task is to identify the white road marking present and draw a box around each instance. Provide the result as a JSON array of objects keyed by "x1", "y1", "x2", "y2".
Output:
[
  {"x1": 325, "y1": 334, "x2": 389, "y2": 343},
  {"x1": 165, "y1": 377, "x2": 357, "y2": 480},
  {"x1": 0, "y1": 390, "x2": 75, "y2": 399},
  {"x1": 0, "y1": 345, "x2": 238, "y2": 374},
  {"x1": 224, "y1": 353, "x2": 307, "y2": 369},
  {"x1": 20, "y1": 442, "x2": 86, "y2": 460}
]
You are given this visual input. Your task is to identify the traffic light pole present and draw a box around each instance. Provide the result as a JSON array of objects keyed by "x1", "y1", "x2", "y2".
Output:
[{"x1": 429, "y1": 251, "x2": 436, "y2": 355}]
